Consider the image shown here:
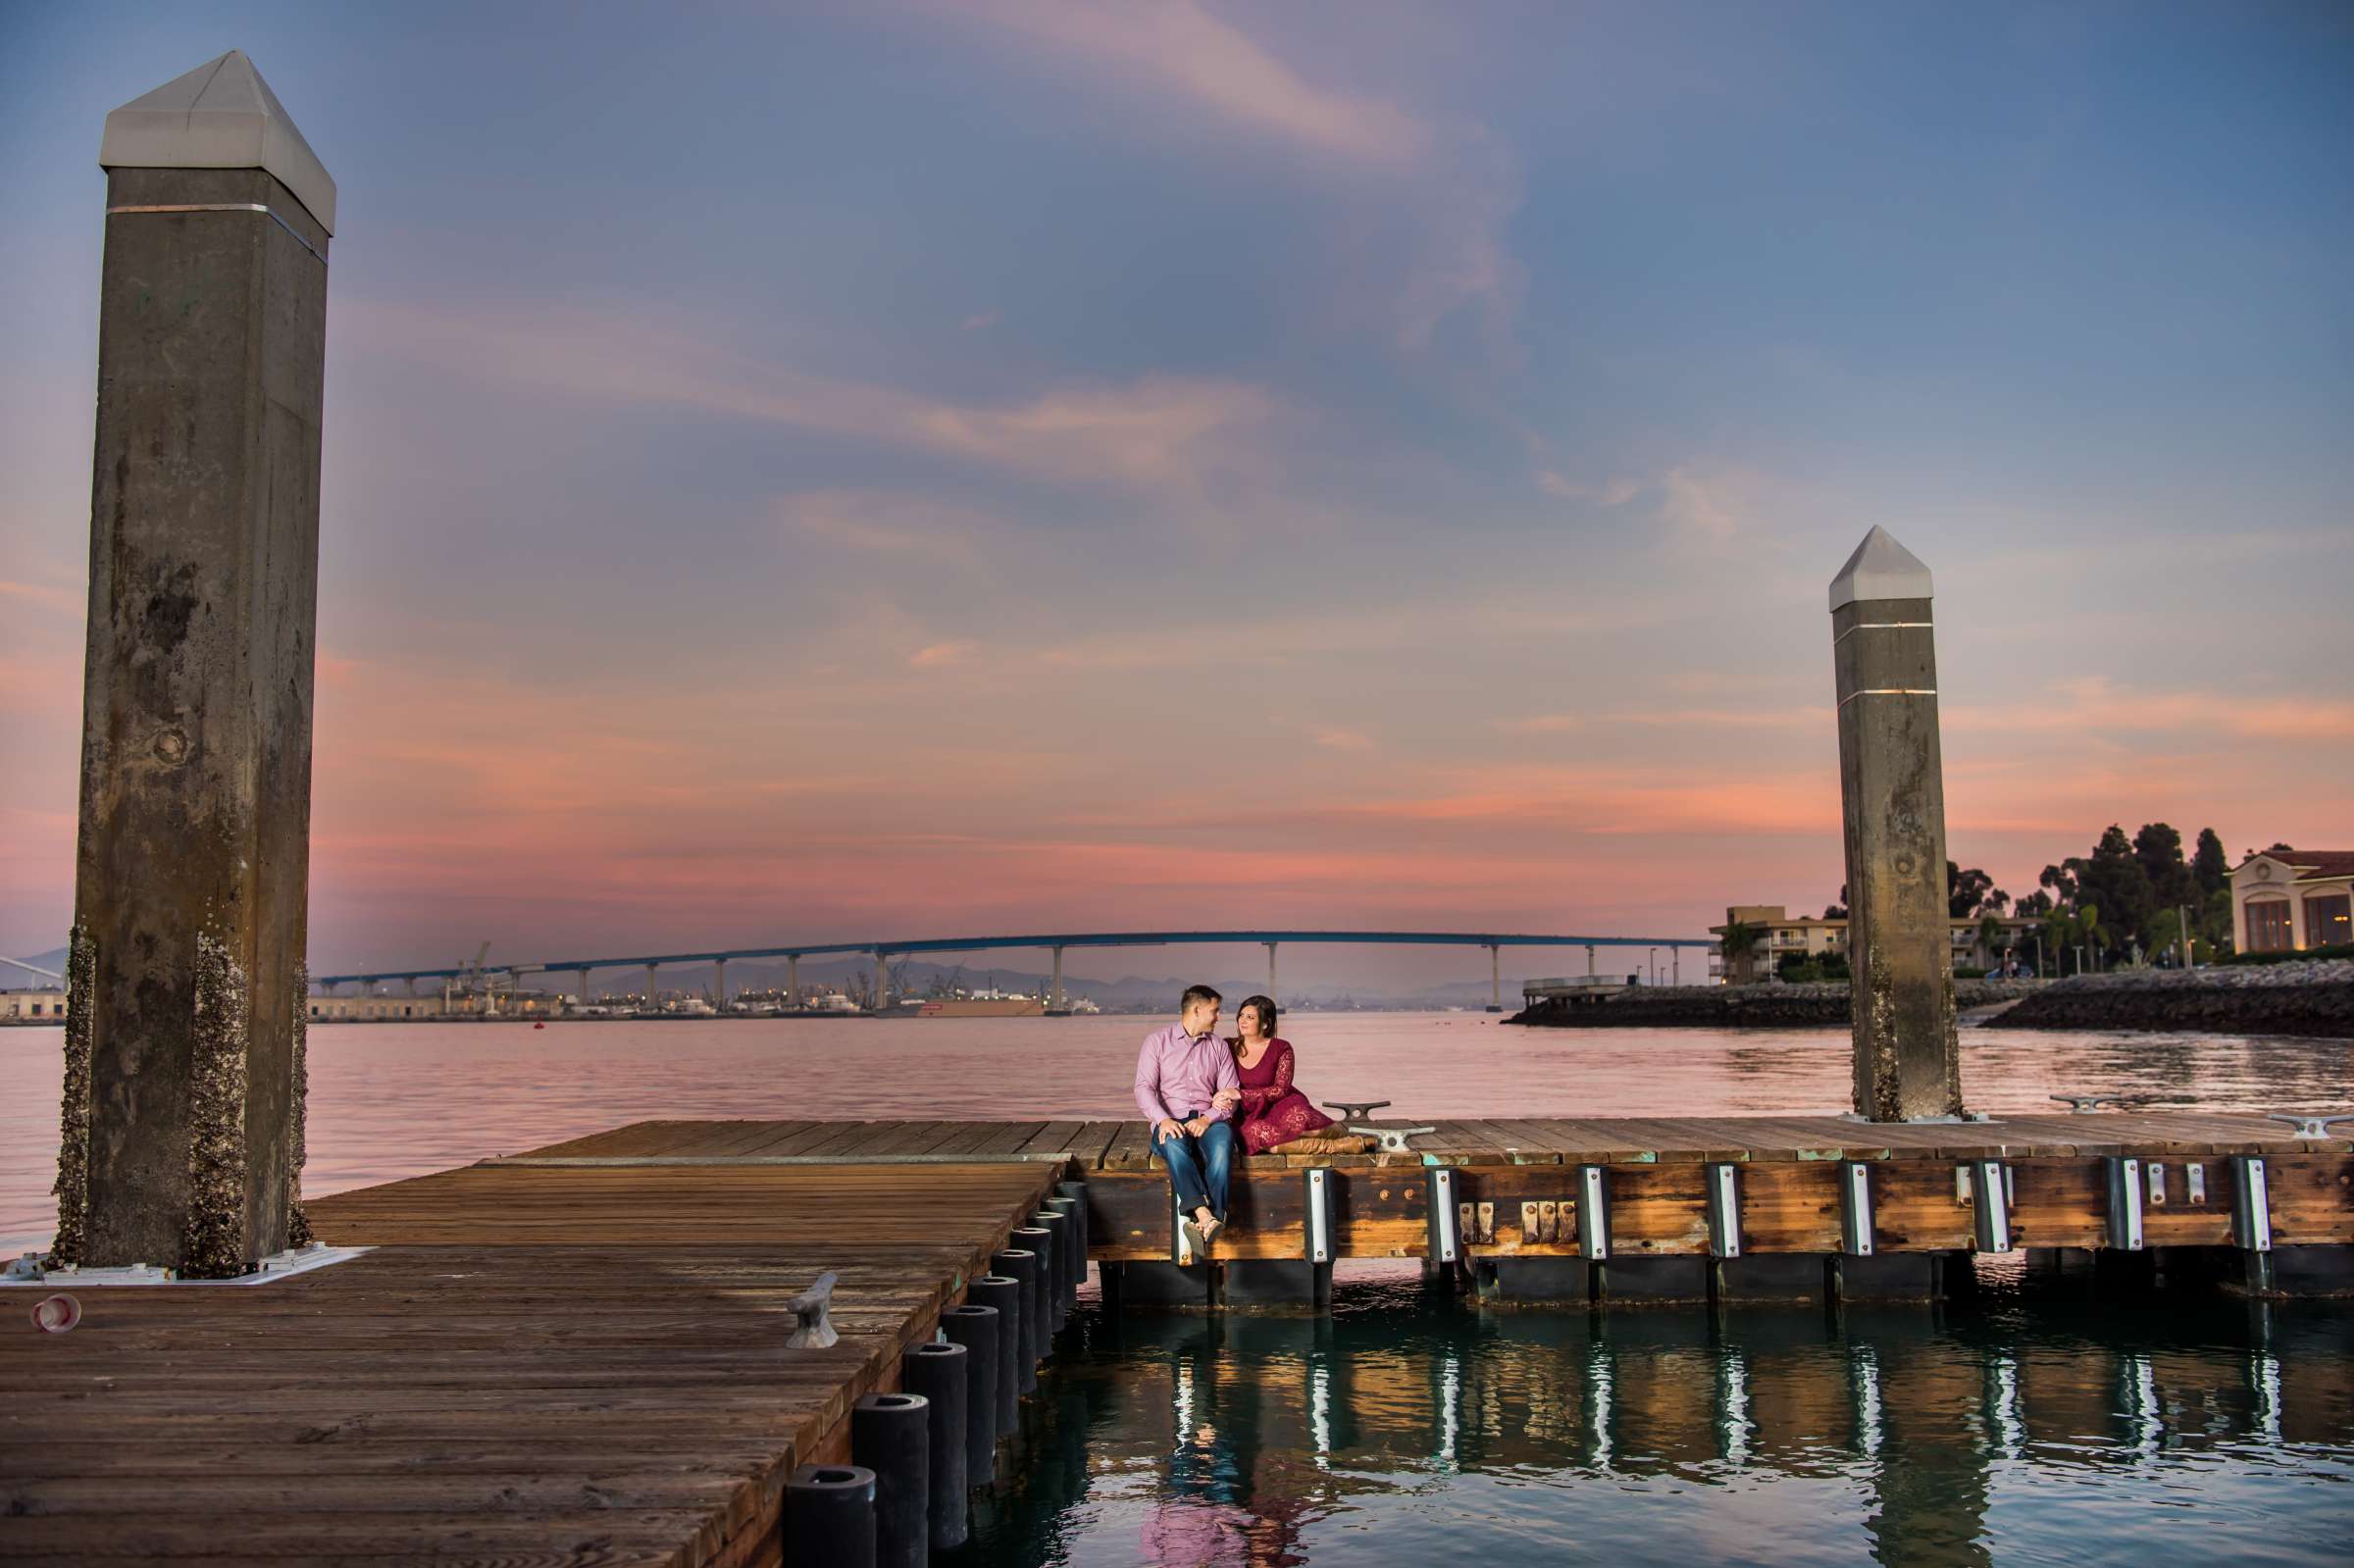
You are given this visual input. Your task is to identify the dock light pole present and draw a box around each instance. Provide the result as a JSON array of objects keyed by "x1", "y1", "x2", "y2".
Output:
[
  {"x1": 1829, "y1": 528, "x2": 1962, "y2": 1122},
  {"x1": 54, "y1": 53, "x2": 335, "y2": 1275}
]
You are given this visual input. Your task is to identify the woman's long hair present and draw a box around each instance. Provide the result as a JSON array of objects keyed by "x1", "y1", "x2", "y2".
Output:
[{"x1": 1236, "y1": 994, "x2": 1278, "y2": 1043}]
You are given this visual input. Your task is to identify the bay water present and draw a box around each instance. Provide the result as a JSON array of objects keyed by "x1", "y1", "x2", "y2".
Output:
[{"x1": 3, "y1": 1013, "x2": 2347, "y2": 1563}]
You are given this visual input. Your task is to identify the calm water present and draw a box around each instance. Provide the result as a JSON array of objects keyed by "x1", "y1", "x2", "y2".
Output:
[{"x1": 5, "y1": 1013, "x2": 2349, "y2": 1564}]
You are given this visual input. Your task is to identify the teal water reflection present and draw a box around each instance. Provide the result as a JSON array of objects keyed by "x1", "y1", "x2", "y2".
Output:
[{"x1": 962, "y1": 1271, "x2": 2353, "y2": 1566}]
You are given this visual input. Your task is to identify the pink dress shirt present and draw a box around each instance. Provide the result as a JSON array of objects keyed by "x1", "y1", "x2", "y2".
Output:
[{"x1": 1134, "y1": 1022, "x2": 1241, "y2": 1123}]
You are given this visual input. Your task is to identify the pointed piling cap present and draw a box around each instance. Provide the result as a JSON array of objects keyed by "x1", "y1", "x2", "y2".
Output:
[
  {"x1": 101, "y1": 50, "x2": 334, "y2": 233},
  {"x1": 1828, "y1": 526, "x2": 1932, "y2": 611}
]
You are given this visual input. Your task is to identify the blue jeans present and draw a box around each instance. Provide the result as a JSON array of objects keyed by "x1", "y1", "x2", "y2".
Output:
[{"x1": 1154, "y1": 1113, "x2": 1235, "y2": 1223}]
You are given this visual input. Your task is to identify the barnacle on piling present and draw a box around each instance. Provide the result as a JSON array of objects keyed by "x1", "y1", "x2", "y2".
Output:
[
  {"x1": 47, "y1": 927, "x2": 97, "y2": 1269},
  {"x1": 180, "y1": 932, "x2": 251, "y2": 1279}
]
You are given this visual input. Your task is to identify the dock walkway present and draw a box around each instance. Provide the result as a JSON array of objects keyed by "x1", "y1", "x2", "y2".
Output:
[
  {"x1": 2, "y1": 1149, "x2": 1056, "y2": 1566},
  {"x1": 6, "y1": 1112, "x2": 2347, "y2": 1563}
]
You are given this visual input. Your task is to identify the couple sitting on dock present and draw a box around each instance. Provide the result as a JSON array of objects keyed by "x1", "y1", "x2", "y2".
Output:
[{"x1": 1133, "y1": 985, "x2": 1361, "y2": 1251}]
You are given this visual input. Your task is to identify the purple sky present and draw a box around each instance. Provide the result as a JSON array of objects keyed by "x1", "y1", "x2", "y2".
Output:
[{"x1": 2, "y1": 3, "x2": 2348, "y2": 988}]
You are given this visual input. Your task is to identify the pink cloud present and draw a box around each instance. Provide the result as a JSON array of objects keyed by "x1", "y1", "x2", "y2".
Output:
[
  {"x1": 339, "y1": 302, "x2": 1284, "y2": 493},
  {"x1": 943, "y1": 0, "x2": 1428, "y2": 167}
]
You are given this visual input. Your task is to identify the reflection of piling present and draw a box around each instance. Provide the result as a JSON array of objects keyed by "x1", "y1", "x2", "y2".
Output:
[
  {"x1": 1829, "y1": 528, "x2": 1962, "y2": 1121},
  {"x1": 62, "y1": 52, "x2": 334, "y2": 1275}
]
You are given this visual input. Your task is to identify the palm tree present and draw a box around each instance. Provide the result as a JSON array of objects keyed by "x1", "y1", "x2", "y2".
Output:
[{"x1": 1719, "y1": 921, "x2": 1766, "y2": 984}]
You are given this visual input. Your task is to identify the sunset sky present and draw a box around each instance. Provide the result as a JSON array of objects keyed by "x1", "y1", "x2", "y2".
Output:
[{"x1": 2, "y1": 3, "x2": 2348, "y2": 987}]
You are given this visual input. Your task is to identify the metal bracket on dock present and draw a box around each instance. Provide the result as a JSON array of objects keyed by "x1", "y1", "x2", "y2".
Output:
[
  {"x1": 2231, "y1": 1157, "x2": 2272, "y2": 1253},
  {"x1": 2146, "y1": 1162, "x2": 2167, "y2": 1207},
  {"x1": 1305, "y1": 1169, "x2": 1333, "y2": 1264},
  {"x1": 1576, "y1": 1166, "x2": 1611, "y2": 1260},
  {"x1": 784, "y1": 1271, "x2": 840, "y2": 1348},
  {"x1": 1967, "y1": 1161, "x2": 2013, "y2": 1254},
  {"x1": 1840, "y1": 1162, "x2": 1874, "y2": 1257},
  {"x1": 1706, "y1": 1163, "x2": 1742, "y2": 1260},
  {"x1": 1324, "y1": 1099, "x2": 1391, "y2": 1122},
  {"x1": 2104, "y1": 1157, "x2": 2145, "y2": 1251},
  {"x1": 2187, "y1": 1163, "x2": 2208, "y2": 1204},
  {"x1": 1427, "y1": 1169, "x2": 1459, "y2": 1265},
  {"x1": 2266, "y1": 1112, "x2": 2354, "y2": 1139},
  {"x1": 1353, "y1": 1123, "x2": 1435, "y2": 1153}
]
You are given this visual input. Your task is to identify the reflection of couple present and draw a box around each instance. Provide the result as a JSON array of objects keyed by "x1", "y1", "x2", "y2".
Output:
[{"x1": 1133, "y1": 985, "x2": 1335, "y2": 1248}]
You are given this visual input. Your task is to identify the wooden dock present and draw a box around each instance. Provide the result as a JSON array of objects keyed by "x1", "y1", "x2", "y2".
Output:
[
  {"x1": 5, "y1": 1111, "x2": 2348, "y2": 1564},
  {"x1": 2, "y1": 1143, "x2": 1059, "y2": 1566}
]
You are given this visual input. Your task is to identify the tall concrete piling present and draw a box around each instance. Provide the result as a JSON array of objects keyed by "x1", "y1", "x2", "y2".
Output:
[
  {"x1": 56, "y1": 52, "x2": 334, "y2": 1275},
  {"x1": 1829, "y1": 528, "x2": 1962, "y2": 1121}
]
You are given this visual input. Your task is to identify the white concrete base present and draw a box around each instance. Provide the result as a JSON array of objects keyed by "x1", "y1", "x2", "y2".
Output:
[{"x1": 3, "y1": 1242, "x2": 369, "y2": 1287}]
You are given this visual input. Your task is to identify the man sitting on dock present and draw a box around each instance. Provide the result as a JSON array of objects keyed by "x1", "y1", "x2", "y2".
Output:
[{"x1": 1136, "y1": 985, "x2": 1243, "y2": 1251}]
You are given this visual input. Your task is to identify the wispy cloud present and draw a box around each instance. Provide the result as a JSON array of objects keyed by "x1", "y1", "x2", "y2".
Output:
[
  {"x1": 940, "y1": 0, "x2": 1428, "y2": 167},
  {"x1": 1947, "y1": 677, "x2": 2354, "y2": 741},
  {"x1": 1311, "y1": 725, "x2": 1373, "y2": 751},
  {"x1": 908, "y1": 640, "x2": 977, "y2": 669},
  {"x1": 341, "y1": 302, "x2": 1285, "y2": 494}
]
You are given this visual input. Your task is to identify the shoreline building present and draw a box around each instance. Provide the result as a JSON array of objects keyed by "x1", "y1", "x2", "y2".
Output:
[
  {"x1": 2228, "y1": 849, "x2": 2354, "y2": 954},
  {"x1": 1710, "y1": 904, "x2": 2042, "y2": 984},
  {"x1": 2, "y1": 987, "x2": 69, "y2": 1022}
]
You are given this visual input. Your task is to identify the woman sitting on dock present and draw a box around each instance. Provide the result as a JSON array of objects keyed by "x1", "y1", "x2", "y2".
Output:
[{"x1": 1228, "y1": 995, "x2": 1336, "y2": 1154}]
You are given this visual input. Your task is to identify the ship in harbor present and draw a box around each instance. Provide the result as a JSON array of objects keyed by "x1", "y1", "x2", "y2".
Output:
[{"x1": 914, "y1": 996, "x2": 1047, "y2": 1018}]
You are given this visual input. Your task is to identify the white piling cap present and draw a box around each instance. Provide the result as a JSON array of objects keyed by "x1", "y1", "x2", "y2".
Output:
[
  {"x1": 101, "y1": 50, "x2": 335, "y2": 234},
  {"x1": 1828, "y1": 526, "x2": 1932, "y2": 610}
]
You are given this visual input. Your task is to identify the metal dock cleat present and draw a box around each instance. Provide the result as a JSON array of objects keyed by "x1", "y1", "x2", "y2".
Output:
[
  {"x1": 783, "y1": 1271, "x2": 840, "y2": 1348},
  {"x1": 1324, "y1": 1099, "x2": 1392, "y2": 1122},
  {"x1": 2266, "y1": 1112, "x2": 2354, "y2": 1139},
  {"x1": 1350, "y1": 1123, "x2": 1435, "y2": 1153}
]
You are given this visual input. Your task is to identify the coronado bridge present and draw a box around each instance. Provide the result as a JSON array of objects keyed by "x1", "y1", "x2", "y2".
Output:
[{"x1": 313, "y1": 929, "x2": 1719, "y2": 1012}]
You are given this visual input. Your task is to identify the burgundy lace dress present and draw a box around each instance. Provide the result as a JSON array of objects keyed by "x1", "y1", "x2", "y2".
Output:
[{"x1": 1231, "y1": 1038, "x2": 1334, "y2": 1154}]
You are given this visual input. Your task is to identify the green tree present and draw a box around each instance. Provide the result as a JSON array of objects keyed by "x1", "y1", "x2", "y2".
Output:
[
  {"x1": 1719, "y1": 921, "x2": 1765, "y2": 982},
  {"x1": 1948, "y1": 861, "x2": 1999, "y2": 919},
  {"x1": 2132, "y1": 822, "x2": 2195, "y2": 910},
  {"x1": 2192, "y1": 827, "x2": 2230, "y2": 897}
]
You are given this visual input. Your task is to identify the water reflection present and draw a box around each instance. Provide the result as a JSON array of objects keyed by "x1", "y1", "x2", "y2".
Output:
[{"x1": 958, "y1": 1277, "x2": 2354, "y2": 1567}]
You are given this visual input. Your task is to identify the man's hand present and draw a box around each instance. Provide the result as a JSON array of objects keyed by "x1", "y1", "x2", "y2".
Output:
[
  {"x1": 1184, "y1": 1114, "x2": 1212, "y2": 1138},
  {"x1": 1154, "y1": 1118, "x2": 1183, "y2": 1144},
  {"x1": 1210, "y1": 1088, "x2": 1241, "y2": 1113}
]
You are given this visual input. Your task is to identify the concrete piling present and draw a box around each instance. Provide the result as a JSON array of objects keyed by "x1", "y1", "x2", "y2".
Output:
[
  {"x1": 1829, "y1": 527, "x2": 1963, "y2": 1121},
  {"x1": 936, "y1": 1302, "x2": 1000, "y2": 1483},
  {"x1": 902, "y1": 1340, "x2": 969, "y2": 1549},
  {"x1": 851, "y1": 1392, "x2": 929, "y2": 1568},
  {"x1": 60, "y1": 51, "x2": 334, "y2": 1276},
  {"x1": 786, "y1": 1463, "x2": 878, "y2": 1568},
  {"x1": 964, "y1": 1275, "x2": 1023, "y2": 1437}
]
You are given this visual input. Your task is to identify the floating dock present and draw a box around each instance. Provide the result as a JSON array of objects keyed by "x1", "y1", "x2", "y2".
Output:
[{"x1": 5, "y1": 1112, "x2": 2348, "y2": 1563}]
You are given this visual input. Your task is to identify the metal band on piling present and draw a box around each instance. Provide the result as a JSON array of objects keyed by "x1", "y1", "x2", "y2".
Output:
[
  {"x1": 1305, "y1": 1169, "x2": 1333, "y2": 1264},
  {"x1": 1706, "y1": 1163, "x2": 1742, "y2": 1260},
  {"x1": 1840, "y1": 1162, "x2": 1875, "y2": 1257},
  {"x1": 2105, "y1": 1157, "x2": 2145, "y2": 1251},
  {"x1": 1427, "y1": 1169, "x2": 1459, "y2": 1266},
  {"x1": 1969, "y1": 1161, "x2": 2012, "y2": 1254},
  {"x1": 1577, "y1": 1166, "x2": 1611, "y2": 1260},
  {"x1": 2231, "y1": 1157, "x2": 2272, "y2": 1252}
]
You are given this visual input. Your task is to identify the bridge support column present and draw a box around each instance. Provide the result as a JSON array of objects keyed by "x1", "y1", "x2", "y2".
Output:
[
  {"x1": 1586, "y1": 944, "x2": 1596, "y2": 979},
  {"x1": 1830, "y1": 528, "x2": 1962, "y2": 1121},
  {"x1": 578, "y1": 967, "x2": 592, "y2": 1002},
  {"x1": 1673, "y1": 947, "x2": 1680, "y2": 986},
  {"x1": 787, "y1": 954, "x2": 799, "y2": 1005},
  {"x1": 872, "y1": 951, "x2": 889, "y2": 1011},
  {"x1": 1265, "y1": 941, "x2": 1278, "y2": 1005},
  {"x1": 712, "y1": 958, "x2": 727, "y2": 1008},
  {"x1": 644, "y1": 963, "x2": 658, "y2": 1006},
  {"x1": 1488, "y1": 944, "x2": 1502, "y2": 1012},
  {"x1": 1049, "y1": 945, "x2": 1065, "y2": 1011}
]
